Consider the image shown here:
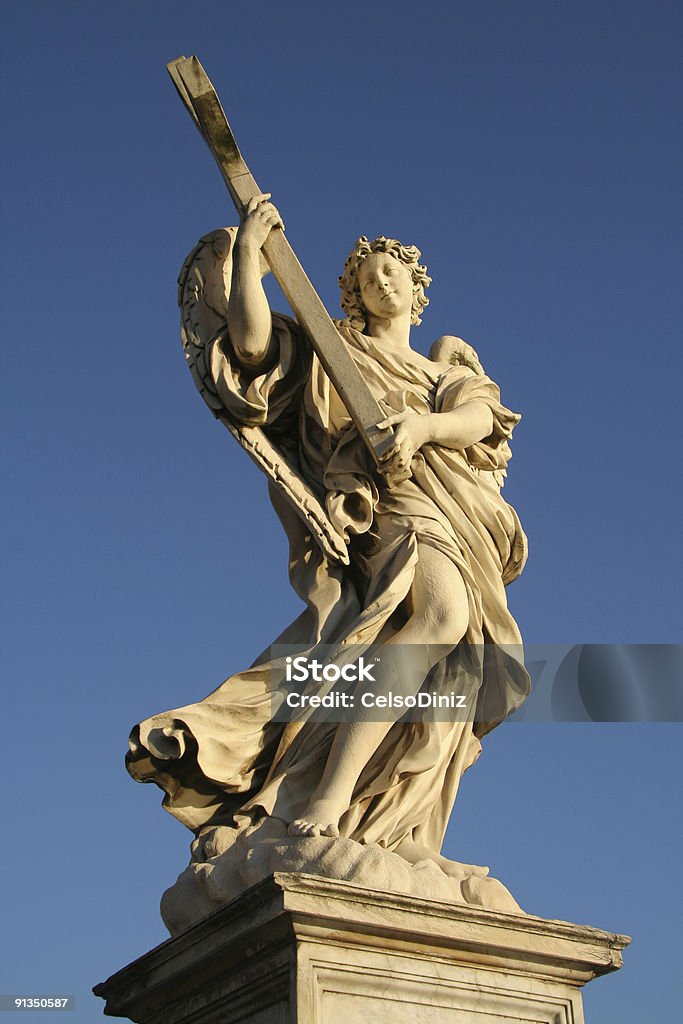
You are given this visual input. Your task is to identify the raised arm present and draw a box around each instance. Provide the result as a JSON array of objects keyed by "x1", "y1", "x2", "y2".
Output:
[{"x1": 227, "y1": 193, "x2": 284, "y2": 369}]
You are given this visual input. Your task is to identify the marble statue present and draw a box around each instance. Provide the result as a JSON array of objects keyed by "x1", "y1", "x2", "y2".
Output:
[{"x1": 126, "y1": 58, "x2": 530, "y2": 933}]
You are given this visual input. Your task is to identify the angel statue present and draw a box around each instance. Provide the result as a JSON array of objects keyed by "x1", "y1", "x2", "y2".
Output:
[{"x1": 127, "y1": 192, "x2": 530, "y2": 932}]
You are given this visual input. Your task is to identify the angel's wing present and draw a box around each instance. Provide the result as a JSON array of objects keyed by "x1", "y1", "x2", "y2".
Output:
[
  {"x1": 178, "y1": 227, "x2": 236, "y2": 412},
  {"x1": 178, "y1": 229, "x2": 349, "y2": 565},
  {"x1": 429, "y1": 335, "x2": 485, "y2": 376}
]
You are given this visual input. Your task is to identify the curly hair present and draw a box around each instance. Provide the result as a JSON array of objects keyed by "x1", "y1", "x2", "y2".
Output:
[{"x1": 338, "y1": 236, "x2": 432, "y2": 330}]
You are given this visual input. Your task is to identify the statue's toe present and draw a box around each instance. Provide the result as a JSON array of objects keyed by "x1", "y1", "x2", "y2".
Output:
[
  {"x1": 287, "y1": 819, "x2": 308, "y2": 837},
  {"x1": 288, "y1": 819, "x2": 338, "y2": 838}
]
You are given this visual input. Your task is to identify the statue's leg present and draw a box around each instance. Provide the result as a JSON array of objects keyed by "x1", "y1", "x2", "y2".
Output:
[{"x1": 288, "y1": 544, "x2": 468, "y2": 837}]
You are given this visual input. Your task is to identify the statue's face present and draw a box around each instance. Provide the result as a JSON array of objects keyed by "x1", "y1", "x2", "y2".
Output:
[{"x1": 357, "y1": 253, "x2": 413, "y2": 321}]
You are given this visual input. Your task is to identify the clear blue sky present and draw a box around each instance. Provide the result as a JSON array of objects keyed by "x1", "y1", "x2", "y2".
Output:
[{"x1": 1, "y1": 2, "x2": 681, "y2": 1021}]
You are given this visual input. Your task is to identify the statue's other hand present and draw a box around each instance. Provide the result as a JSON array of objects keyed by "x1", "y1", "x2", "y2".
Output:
[
  {"x1": 237, "y1": 193, "x2": 284, "y2": 251},
  {"x1": 377, "y1": 411, "x2": 431, "y2": 483}
]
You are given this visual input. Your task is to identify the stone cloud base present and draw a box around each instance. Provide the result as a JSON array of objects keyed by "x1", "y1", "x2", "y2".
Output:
[{"x1": 95, "y1": 873, "x2": 629, "y2": 1023}]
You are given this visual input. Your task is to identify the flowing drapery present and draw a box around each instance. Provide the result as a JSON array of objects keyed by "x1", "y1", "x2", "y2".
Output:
[{"x1": 127, "y1": 317, "x2": 528, "y2": 852}]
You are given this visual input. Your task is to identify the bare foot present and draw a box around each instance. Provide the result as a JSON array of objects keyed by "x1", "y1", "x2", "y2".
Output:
[
  {"x1": 395, "y1": 837, "x2": 489, "y2": 880},
  {"x1": 437, "y1": 855, "x2": 489, "y2": 881},
  {"x1": 288, "y1": 799, "x2": 343, "y2": 838}
]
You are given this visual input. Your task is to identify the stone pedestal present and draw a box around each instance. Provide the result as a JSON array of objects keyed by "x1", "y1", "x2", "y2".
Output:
[{"x1": 95, "y1": 873, "x2": 629, "y2": 1023}]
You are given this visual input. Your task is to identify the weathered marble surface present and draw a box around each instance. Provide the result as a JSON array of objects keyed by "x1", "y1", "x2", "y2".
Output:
[
  {"x1": 160, "y1": 817, "x2": 523, "y2": 937},
  {"x1": 95, "y1": 874, "x2": 630, "y2": 1024}
]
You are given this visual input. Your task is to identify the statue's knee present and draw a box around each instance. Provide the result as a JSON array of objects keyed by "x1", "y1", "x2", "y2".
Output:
[{"x1": 427, "y1": 600, "x2": 468, "y2": 649}]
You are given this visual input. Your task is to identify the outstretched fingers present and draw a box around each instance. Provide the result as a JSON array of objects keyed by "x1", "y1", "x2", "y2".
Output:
[{"x1": 376, "y1": 411, "x2": 411, "y2": 430}]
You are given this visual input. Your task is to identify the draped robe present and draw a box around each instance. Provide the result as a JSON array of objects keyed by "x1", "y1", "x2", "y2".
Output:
[{"x1": 127, "y1": 316, "x2": 529, "y2": 853}]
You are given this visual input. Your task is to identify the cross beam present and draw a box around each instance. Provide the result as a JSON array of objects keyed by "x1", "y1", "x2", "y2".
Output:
[{"x1": 167, "y1": 55, "x2": 393, "y2": 464}]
